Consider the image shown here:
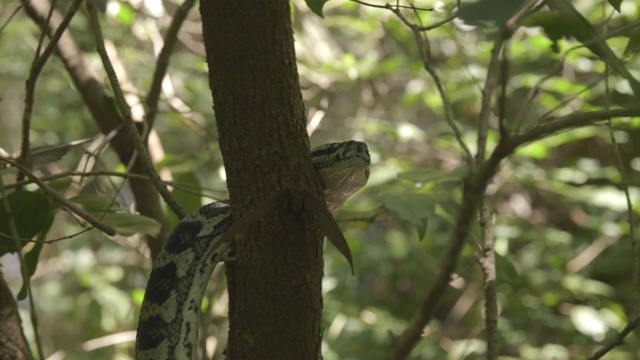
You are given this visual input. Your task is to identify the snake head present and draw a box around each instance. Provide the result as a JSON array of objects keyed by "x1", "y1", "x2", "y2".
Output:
[{"x1": 311, "y1": 141, "x2": 370, "y2": 215}]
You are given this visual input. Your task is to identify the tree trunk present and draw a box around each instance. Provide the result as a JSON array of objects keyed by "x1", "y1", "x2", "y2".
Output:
[
  {"x1": 200, "y1": 1, "x2": 324, "y2": 359},
  {"x1": 0, "y1": 272, "x2": 32, "y2": 360}
]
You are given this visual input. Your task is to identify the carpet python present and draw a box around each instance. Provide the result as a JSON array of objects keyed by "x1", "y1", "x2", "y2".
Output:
[{"x1": 135, "y1": 140, "x2": 370, "y2": 359}]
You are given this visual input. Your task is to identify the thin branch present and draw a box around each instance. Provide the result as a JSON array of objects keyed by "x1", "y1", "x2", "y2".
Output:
[
  {"x1": 477, "y1": 204, "x2": 498, "y2": 360},
  {"x1": 589, "y1": 316, "x2": 640, "y2": 359},
  {"x1": 533, "y1": 71, "x2": 610, "y2": 127},
  {"x1": 383, "y1": 4, "x2": 473, "y2": 167},
  {"x1": 388, "y1": 156, "x2": 498, "y2": 360},
  {"x1": 22, "y1": 0, "x2": 172, "y2": 259},
  {"x1": 85, "y1": 1, "x2": 186, "y2": 219},
  {"x1": 18, "y1": 0, "x2": 82, "y2": 188},
  {"x1": 476, "y1": 31, "x2": 506, "y2": 164},
  {"x1": 415, "y1": 14, "x2": 457, "y2": 31},
  {"x1": 2, "y1": 227, "x2": 94, "y2": 246},
  {"x1": 145, "y1": 0, "x2": 197, "y2": 129},
  {"x1": 497, "y1": 41, "x2": 510, "y2": 140},
  {"x1": 475, "y1": 38, "x2": 511, "y2": 360},
  {"x1": 350, "y1": 0, "x2": 432, "y2": 12},
  {"x1": 505, "y1": 0, "x2": 539, "y2": 31},
  {"x1": 2, "y1": 170, "x2": 226, "y2": 199},
  {"x1": 0, "y1": 3, "x2": 23, "y2": 33},
  {"x1": 513, "y1": 107, "x2": 640, "y2": 146},
  {"x1": 601, "y1": 10, "x2": 638, "y2": 320},
  {"x1": 0, "y1": 158, "x2": 116, "y2": 236},
  {"x1": 415, "y1": 30, "x2": 473, "y2": 167}
]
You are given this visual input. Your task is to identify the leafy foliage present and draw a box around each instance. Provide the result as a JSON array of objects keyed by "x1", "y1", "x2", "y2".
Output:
[{"x1": 0, "y1": 191, "x2": 50, "y2": 255}]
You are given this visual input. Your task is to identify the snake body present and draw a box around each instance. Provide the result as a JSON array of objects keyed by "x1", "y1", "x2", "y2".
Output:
[{"x1": 135, "y1": 141, "x2": 370, "y2": 360}]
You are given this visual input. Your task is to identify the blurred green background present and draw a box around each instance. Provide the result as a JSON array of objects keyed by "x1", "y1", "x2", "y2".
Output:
[{"x1": 1, "y1": 0, "x2": 640, "y2": 359}]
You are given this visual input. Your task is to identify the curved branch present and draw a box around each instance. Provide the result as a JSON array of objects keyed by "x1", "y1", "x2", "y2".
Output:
[
  {"x1": 590, "y1": 316, "x2": 640, "y2": 359},
  {"x1": 512, "y1": 107, "x2": 640, "y2": 146}
]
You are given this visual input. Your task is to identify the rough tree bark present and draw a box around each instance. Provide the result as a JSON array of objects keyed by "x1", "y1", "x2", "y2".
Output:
[
  {"x1": 0, "y1": 272, "x2": 32, "y2": 360},
  {"x1": 200, "y1": 1, "x2": 325, "y2": 358}
]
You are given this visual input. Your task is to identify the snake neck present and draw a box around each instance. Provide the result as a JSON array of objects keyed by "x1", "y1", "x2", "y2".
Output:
[{"x1": 136, "y1": 203, "x2": 232, "y2": 360}]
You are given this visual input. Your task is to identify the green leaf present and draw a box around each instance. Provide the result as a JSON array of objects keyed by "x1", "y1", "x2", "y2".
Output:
[
  {"x1": 398, "y1": 166, "x2": 468, "y2": 185},
  {"x1": 167, "y1": 171, "x2": 202, "y2": 229},
  {"x1": 69, "y1": 194, "x2": 120, "y2": 214},
  {"x1": 496, "y1": 253, "x2": 520, "y2": 285},
  {"x1": 17, "y1": 240, "x2": 44, "y2": 300},
  {"x1": 131, "y1": 288, "x2": 146, "y2": 306},
  {"x1": 306, "y1": 0, "x2": 328, "y2": 18},
  {"x1": 515, "y1": 141, "x2": 549, "y2": 159},
  {"x1": 458, "y1": 0, "x2": 526, "y2": 25},
  {"x1": 607, "y1": 0, "x2": 622, "y2": 12},
  {"x1": 623, "y1": 28, "x2": 640, "y2": 57},
  {"x1": 521, "y1": 12, "x2": 582, "y2": 53},
  {"x1": 114, "y1": 2, "x2": 135, "y2": 26},
  {"x1": 15, "y1": 196, "x2": 55, "y2": 300},
  {"x1": 0, "y1": 191, "x2": 50, "y2": 255},
  {"x1": 379, "y1": 191, "x2": 435, "y2": 241},
  {"x1": 28, "y1": 139, "x2": 91, "y2": 168},
  {"x1": 102, "y1": 213, "x2": 161, "y2": 237}
]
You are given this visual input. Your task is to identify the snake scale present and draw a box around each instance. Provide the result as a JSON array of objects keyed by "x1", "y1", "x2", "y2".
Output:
[{"x1": 135, "y1": 141, "x2": 370, "y2": 359}]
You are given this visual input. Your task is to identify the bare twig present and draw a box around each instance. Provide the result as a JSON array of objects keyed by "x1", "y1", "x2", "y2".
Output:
[
  {"x1": 514, "y1": 107, "x2": 640, "y2": 146},
  {"x1": 2, "y1": 169, "x2": 225, "y2": 199},
  {"x1": 145, "y1": 0, "x2": 197, "y2": 129},
  {"x1": 476, "y1": 31, "x2": 506, "y2": 164},
  {"x1": 601, "y1": 8, "x2": 638, "y2": 323},
  {"x1": 3, "y1": 227, "x2": 93, "y2": 246},
  {"x1": 474, "y1": 38, "x2": 511, "y2": 360},
  {"x1": 477, "y1": 204, "x2": 498, "y2": 360},
  {"x1": 505, "y1": 0, "x2": 539, "y2": 31},
  {"x1": 589, "y1": 316, "x2": 640, "y2": 359},
  {"x1": 383, "y1": 4, "x2": 473, "y2": 167},
  {"x1": 415, "y1": 14, "x2": 457, "y2": 31},
  {"x1": 350, "y1": 0, "x2": 432, "y2": 12},
  {"x1": 497, "y1": 43, "x2": 510, "y2": 140},
  {"x1": 389, "y1": 158, "x2": 497, "y2": 360},
  {"x1": 414, "y1": 29, "x2": 473, "y2": 167},
  {"x1": 0, "y1": 3, "x2": 23, "y2": 33},
  {"x1": 85, "y1": 1, "x2": 186, "y2": 219},
  {"x1": 18, "y1": 0, "x2": 82, "y2": 190},
  {"x1": 22, "y1": 0, "x2": 171, "y2": 259}
]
